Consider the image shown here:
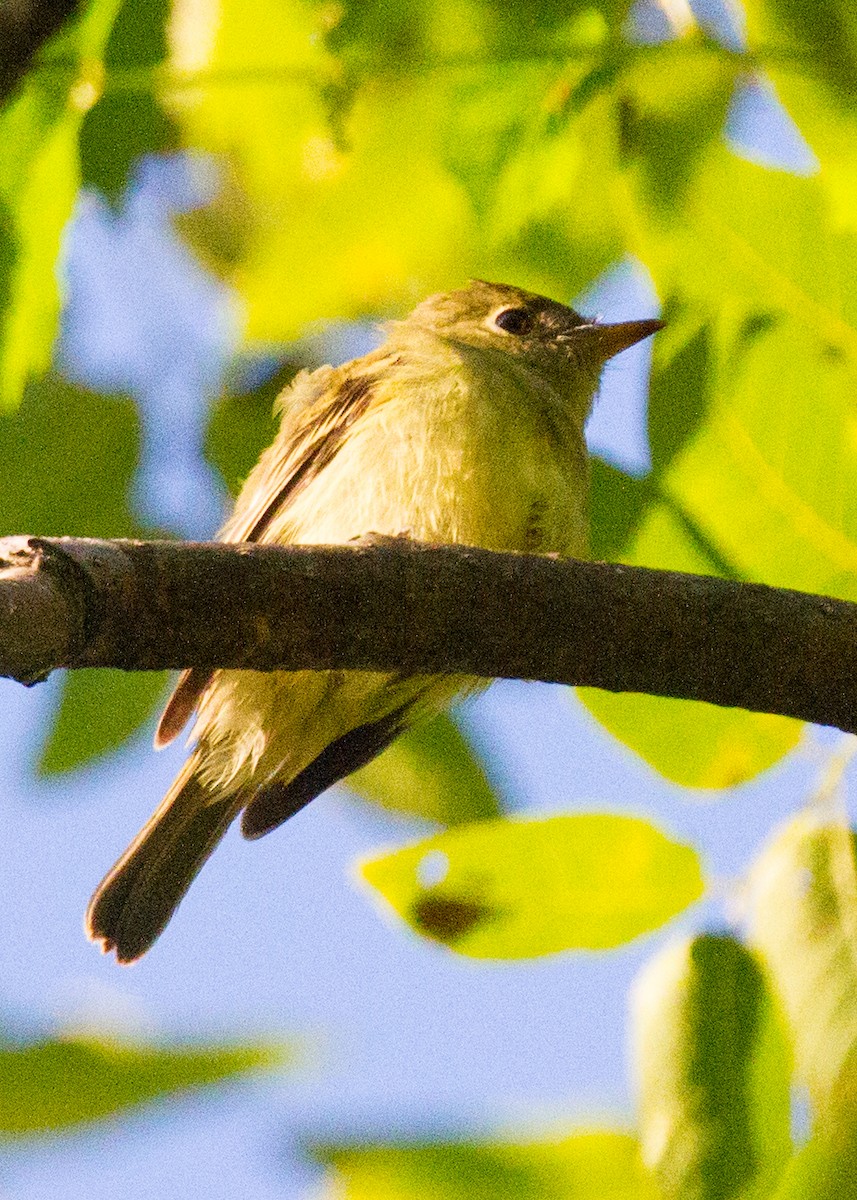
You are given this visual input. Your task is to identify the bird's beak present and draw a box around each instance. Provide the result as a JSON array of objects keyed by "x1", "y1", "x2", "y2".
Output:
[{"x1": 567, "y1": 317, "x2": 664, "y2": 362}]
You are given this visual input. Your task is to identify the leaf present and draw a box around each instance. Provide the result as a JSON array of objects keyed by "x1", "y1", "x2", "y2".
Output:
[
  {"x1": 743, "y1": 0, "x2": 857, "y2": 109},
  {"x1": 747, "y1": 808, "x2": 857, "y2": 1139},
  {"x1": 588, "y1": 457, "x2": 652, "y2": 561},
  {"x1": 632, "y1": 933, "x2": 792, "y2": 1200},
  {"x1": 0, "y1": 373, "x2": 167, "y2": 772},
  {"x1": 664, "y1": 319, "x2": 857, "y2": 601},
  {"x1": 632, "y1": 146, "x2": 857, "y2": 359},
  {"x1": 79, "y1": 0, "x2": 178, "y2": 201},
  {"x1": 347, "y1": 712, "x2": 502, "y2": 825},
  {"x1": 615, "y1": 45, "x2": 737, "y2": 211},
  {"x1": 770, "y1": 1138, "x2": 857, "y2": 1200},
  {"x1": 360, "y1": 812, "x2": 703, "y2": 958},
  {"x1": 579, "y1": 498, "x2": 802, "y2": 788},
  {"x1": 204, "y1": 360, "x2": 292, "y2": 497},
  {"x1": 313, "y1": 1131, "x2": 661, "y2": 1200},
  {"x1": 0, "y1": 374, "x2": 144, "y2": 538},
  {"x1": 38, "y1": 669, "x2": 169, "y2": 775},
  {"x1": 167, "y1": 0, "x2": 626, "y2": 346},
  {"x1": 0, "y1": 0, "x2": 122, "y2": 408},
  {"x1": 647, "y1": 316, "x2": 715, "y2": 477},
  {"x1": 0, "y1": 1036, "x2": 282, "y2": 1135}
]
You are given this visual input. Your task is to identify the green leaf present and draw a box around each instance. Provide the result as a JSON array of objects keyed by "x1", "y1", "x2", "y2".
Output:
[
  {"x1": 204, "y1": 361, "x2": 291, "y2": 497},
  {"x1": 313, "y1": 1131, "x2": 660, "y2": 1200},
  {"x1": 743, "y1": 0, "x2": 857, "y2": 107},
  {"x1": 347, "y1": 712, "x2": 502, "y2": 825},
  {"x1": 647, "y1": 316, "x2": 715, "y2": 477},
  {"x1": 616, "y1": 45, "x2": 737, "y2": 211},
  {"x1": 747, "y1": 808, "x2": 857, "y2": 1139},
  {"x1": 664, "y1": 319, "x2": 857, "y2": 600},
  {"x1": 80, "y1": 0, "x2": 177, "y2": 201},
  {"x1": 588, "y1": 457, "x2": 651, "y2": 561},
  {"x1": 632, "y1": 146, "x2": 857, "y2": 358},
  {"x1": 0, "y1": 0, "x2": 122, "y2": 408},
  {"x1": 0, "y1": 1036, "x2": 282, "y2": 1135},
  {"x1": 579, "y1": 498, "x2": 802, "y2": 788},
  {"x1": 0, "y1": 374, "x2": 145, "y2": 538},
  {"x1": 360, "y1": 812, "x2": 703, "y2": 958},
  {"x1": 582, "y1": 688, "x2": 802, "y2": 790},
  {"x1": 632, "y1": 933, "x2": 792, "y2": 1200},
  {"x1": 0, "y1": 373, "x2": 166, "y2": 772},
  {"x1": 38, "y1": 669, "x2": 169, "y2": 775},
  {"x1": 168, "y1": 0, "x2": 625, "y2": 345},
  {"x1": 770, "y1": 1138, "x2": 857, "y2": 1200}
]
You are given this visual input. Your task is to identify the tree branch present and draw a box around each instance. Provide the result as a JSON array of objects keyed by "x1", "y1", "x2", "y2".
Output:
[{"x1": 1, "y1": 534, "x2": 855, "y2": 733}]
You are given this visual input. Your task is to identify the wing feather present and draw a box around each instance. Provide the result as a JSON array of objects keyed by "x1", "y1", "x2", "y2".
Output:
[{"x1": 155, "y1": 358, "x2": 390, "y2": 746}]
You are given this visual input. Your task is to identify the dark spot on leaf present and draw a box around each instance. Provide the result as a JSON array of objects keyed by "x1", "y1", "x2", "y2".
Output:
[
  {"x1": 739, "y1": 312, "x2": 778, "y2": 344},
  {"x1": 410, "y1": 893, "x2": 498, "y2": 943}
]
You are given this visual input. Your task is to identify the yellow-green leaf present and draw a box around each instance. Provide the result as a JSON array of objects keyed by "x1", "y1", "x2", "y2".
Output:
[
  {"x1": 360, "y1": 813, "x2": 703, "y2": 958},
  {"x1": 0, "y1": 1037, "x2": 282, "y2": 1135},
  {"x1": 313, "y1": 1131, "x2": 660, "y2": 1200},
  {"x1": 770, "y1": 1138, "x2": 857, "y2": 1200},
  {"x1": 80, "y1": 0, "x2": 177, "y2": 200},
  {"x1": 0, "y1": 0, "x2": 122, "y2": 408},
  {"x1": 633, "y1": 933, "x2": 792, "y2": 1200},
  {"x1": 747, "y1": 808, "x2": 857, "y2": 1138},
  {"x1": 0, "y1": 374, "x2": 145, "y2": 538},
  {"x1": 579, "y1": 499, "x2": 802, "y2": 788},
  {"x1": 38, "y1": 669, "x2": 169, "y2": 775},
  {"x1": 348, "y1": 713, "x2": 502, "y2": 825},
  {"x1": 663, "y1": 321, "x2": 857, "y2": 600}
]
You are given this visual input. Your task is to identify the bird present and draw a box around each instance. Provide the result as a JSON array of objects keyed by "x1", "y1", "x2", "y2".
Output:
[{"x1": 86, "y1": 279, "x2": 662, "y2": 962}]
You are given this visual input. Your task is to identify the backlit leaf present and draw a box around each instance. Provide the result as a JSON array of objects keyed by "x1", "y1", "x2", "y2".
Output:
[
  {"x1": 0, "y1": 1036, "x2": 282, "y2": 1135},
  {"x1": 347, "y1": 713, "x2": 502, "y2": 825},
  {"x1": 38, "y1": 669, "x2": 169, "y2": 775},
  {"x1": 360, "y1": 812, "x2": 703, "y2": 957},
  {"x1": 314, "y1": 1130, "x2": 660, "y2": 1200},
  {"x1": 747, "y1": 808, "x2": 857, "y2": 1138},
  {"x1": 633, "y1": 933, "x2": 791, "y2": 1200},
  {"x1": 580, "y1": 498, "x2": 801, "y2": 788},
  {"x1": 0, "y1": 0, "x2": 121, "y2": 408}
]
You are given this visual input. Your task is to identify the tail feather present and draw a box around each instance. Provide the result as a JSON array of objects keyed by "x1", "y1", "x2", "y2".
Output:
[{"x1": 86, "y1": 759, "x2": 240, "y2": 964}]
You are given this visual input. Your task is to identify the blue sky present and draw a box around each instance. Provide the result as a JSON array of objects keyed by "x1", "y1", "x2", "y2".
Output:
[{"x1": 0, "y1": 40, "x2": 844, "y2": 1198}]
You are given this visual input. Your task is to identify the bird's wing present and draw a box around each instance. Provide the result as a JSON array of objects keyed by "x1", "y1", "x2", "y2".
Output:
[{"x1": 155, "y1": 358, "x2": 392, "y2": 748}]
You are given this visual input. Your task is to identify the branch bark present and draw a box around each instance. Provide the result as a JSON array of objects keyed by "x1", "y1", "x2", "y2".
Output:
[{"x1": 1, "y1": 534, "x2": 855, "y2": 733}]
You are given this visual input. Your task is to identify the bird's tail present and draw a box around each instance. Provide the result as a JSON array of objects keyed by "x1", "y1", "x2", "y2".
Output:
[{"x1": 85, "y1": 757, "x2": 241, "y2": 964}]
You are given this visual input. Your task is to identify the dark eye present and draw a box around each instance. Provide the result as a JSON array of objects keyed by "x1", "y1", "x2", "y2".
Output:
[{"x1": 494, "y1": 307, "x2": 532, "y2": 335}]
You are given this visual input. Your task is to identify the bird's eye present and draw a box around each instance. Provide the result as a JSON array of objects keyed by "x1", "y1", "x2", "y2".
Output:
[{"x1": 493, "y1": 307, "x2": 532, "y2": 335}]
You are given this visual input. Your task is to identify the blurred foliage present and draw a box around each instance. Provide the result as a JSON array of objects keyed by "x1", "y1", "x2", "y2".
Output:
[
  {"x1": 748, "y1": 806, "x2": 857, "y2": 1141},
  {"x1": 80, "y1": 0, "x2": 178, "y2": 200},
  {"x1": 348, "y1": 712, "x2": 503, "y2": 824},
  {"x1": 633, "y1": 933, "x2": 792, "y2": 1200},
  {"x1": 0, "y1": 374, "x2": 143, "y2": 537},
  {"x1": 204, "y1": 357, "x2": 292, "y2": 496},
  {"x1": 0, "y1": 1035, "x2": 282, "y2": 1134},
  {"x1": 0, "y1": 374, "x2": 168, "y2": 770},
  {"x1": 38, "y1": 667, "x2": 169, "y2": 774},
  {"x1": 7, "y1": 0, "x2": 857, "y2": 1190},
  {"x1": 313, "y1": 1131, "x2": 661, "y2": 1199},
  {"x1": 361, "y1": 813, "x2": 703, "y2": 956},
  {"x1": 0, "y1": 0, "x2": 121, "y2": 410}
]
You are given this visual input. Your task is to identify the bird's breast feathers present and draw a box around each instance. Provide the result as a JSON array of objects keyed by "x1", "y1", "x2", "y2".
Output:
[{"x1": 241, "y1": 348, "x2": 589, "y2": 559}]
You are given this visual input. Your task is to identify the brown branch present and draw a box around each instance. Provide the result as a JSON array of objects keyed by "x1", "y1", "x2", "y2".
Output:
[{"x1": 1, "y1": 534, "x2": 855, "y2": 733}]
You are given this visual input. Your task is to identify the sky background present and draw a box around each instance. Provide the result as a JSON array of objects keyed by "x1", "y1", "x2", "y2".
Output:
[{"x1": 0, "y1": 21, "x2": 847, "y2": 1197}]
